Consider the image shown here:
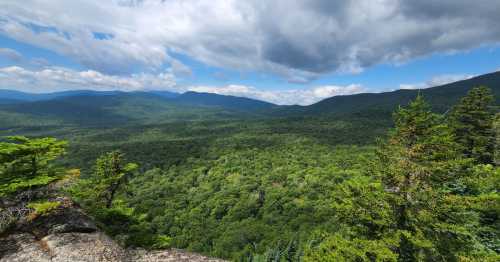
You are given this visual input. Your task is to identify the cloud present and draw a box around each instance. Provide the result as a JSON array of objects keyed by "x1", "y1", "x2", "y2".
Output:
[
  {"x1": 0, "y1": 47, "x2": 22, "y2": 61},
  {"x1": 1, "y1": 0, "x2": 499, "y2": 82},
  {"x1": 400, "y1": 74, "x2": 475, "y2": 90},
  {"x1": 0, "y1": 48, "x2": 54, "y2": 69},
  {"x1": 169, "y1": 59, "x2": 192, "y2": 77},
  {"x1": 0, "y1": 65, "x2": 361, "y2": 105},
  {"x1": 187, "y1": 84, "x2": 364, "y2": 105},
  {"x1": 0, "y1": 66, "x2": 176, "y2": 93},
  {"x1": 29, "y1": 57, "x2": 50, "y2": 67}
]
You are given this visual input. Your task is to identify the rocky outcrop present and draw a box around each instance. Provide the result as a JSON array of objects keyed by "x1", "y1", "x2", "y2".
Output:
[
  {"x1": 1, "y1": 232, "x2": 124, "y2": 262},
  {"x1": 0, "y1": 194, "x2": 224, "y2": 262},
  {"x1": 1, "y1": 231, "x2": 225, "y2": 261}
]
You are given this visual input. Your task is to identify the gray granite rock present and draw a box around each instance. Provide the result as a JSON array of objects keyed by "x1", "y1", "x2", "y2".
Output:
[
  {"x1": 0, "y1": 197, "x2": 225, "y2": 262},
  {"x1": 0, "y1": 233, "x2": 51, "y2": 262}
]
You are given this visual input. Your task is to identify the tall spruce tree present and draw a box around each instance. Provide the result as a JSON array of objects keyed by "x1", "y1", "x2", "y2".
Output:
[
  {"x1": 449, "y1": 86, "x2": 496, "y2": 164},
  {"x1": 377, "y1": 95, "x2": 474, "y2": 261},
  {"x1": 494, "y1": 113, "x2": 500, "y2": 165}
]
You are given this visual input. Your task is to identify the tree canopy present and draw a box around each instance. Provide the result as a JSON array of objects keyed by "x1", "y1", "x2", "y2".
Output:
[{"x1": 1, "y1": 86, "x2": 498, "y2": 261}]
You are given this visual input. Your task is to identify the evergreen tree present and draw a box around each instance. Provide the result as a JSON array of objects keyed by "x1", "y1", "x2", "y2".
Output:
[
  {"x1": 0, "y1": 136, "x2": 67, "y2": 177},
  {"x1": 0, "y1": 136, "x2": 67, "y2": 196},
  {"x1": 376, "y1": 95, "x2": 473, "y2": 261},
  {"x1": 494, "y1": 113, "x2": 500, "y2": 165},
  {"x1": 449, "y1": 86, "x2": 496, "y2": 164},
  {"x1": 92, "y1": 151, "x2": 138, "y2": 208},
  {"x1": 72, "y1": 151, "x2": 138, "y2": 209}
]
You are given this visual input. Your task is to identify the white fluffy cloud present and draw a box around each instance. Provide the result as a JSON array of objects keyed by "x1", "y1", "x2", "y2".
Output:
[
  {"x1": 0, "y1": 66, "x2": 176, "y2": 92},
  {"x1": 1, "y1": 0, "x2": 499, "y2": 81},
  {"x1": 187, "y1": 84, "x2": 364, "y2": 105},
  {"x1": 0, "y1": 65, "x2": 362, "y2": 105},
  {"x1": 400, "y1": 74, "x2": 475, "y2": 90}
]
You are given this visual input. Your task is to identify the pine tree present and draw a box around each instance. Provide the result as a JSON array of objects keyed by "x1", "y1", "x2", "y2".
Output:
[{"x1": 449, "y1": 86, "x2": 496, "y2": 164}]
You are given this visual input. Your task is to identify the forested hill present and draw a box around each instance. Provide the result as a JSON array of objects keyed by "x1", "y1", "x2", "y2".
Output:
[
  {"x1": 0, "y1": 89, "x2": 275, "y2": 112},
  {"x1": 0, "y1": 71, "x2": 499, "y2": 127},
  {"x1": 297, "y1": 71, "x2": 500, "y2": 116},
  {"x1": 0, "y1": 91, "x2": 276, "y2": 127},
  {"x1": 175, "y1": 91, "x2": 276, "y2": 111},
  {"x1": 0, "y1": 89, "x2": 122, "y2": 102}
]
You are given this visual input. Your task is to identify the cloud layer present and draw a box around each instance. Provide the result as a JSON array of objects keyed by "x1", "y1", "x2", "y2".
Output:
[
  {"x1": 1, "y1": 65, "x2": 490, "y2": 105},
  {"x1": 0, "y1": 66, "x2": 176, "y2": 92},
  {"x1": 1, "y1": 0, "x2": 499, "y2": 82},
  {"x1": 400, "y1": 74, "x2": 475, "y2": 90},
  {"x1": 0, "y1": 65, "x2": 362, "y2": 105},
  {"x1": 187, "y1": 84, "x2": 364, "y2": 105}
]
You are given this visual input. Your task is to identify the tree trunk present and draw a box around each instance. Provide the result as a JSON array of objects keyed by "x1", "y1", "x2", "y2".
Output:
[
  {"x1": 106, "y1": 182, "x2": 119, "y2": 208},
  {"x1": 31, "y1": 155, "x2": 37, "y2": 177}
]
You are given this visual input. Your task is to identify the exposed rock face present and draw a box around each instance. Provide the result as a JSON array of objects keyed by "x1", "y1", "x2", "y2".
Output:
[
  {"x1": 1, "y1": 233, "x2": 51, "y2": 262},
  {"x1": 0, "y1": 196, "x2": 224, "y2": 262},
  {"x1": 1, "y1": 231, "x2": 225, "y2": 261},
  {"x1": 1, "y1": 232, "x2": 125, "y2": 262}
]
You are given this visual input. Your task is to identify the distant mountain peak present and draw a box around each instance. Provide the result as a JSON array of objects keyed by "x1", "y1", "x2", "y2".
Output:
[{"x1": 176, "y1": 91, "x2": 276, "y2": 111}]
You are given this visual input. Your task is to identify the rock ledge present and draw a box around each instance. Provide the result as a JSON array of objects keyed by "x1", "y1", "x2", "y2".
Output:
[{"x1": 0, "y1": 197, "x2": 224, "y2": 262}]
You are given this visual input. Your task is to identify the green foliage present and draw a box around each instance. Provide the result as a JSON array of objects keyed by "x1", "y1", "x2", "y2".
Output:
[
  {"x1": 303, "y1": 234, "x2": 397, "y2": 262},
  {"x1": 373, "y1": 95, "x2": 491, "y2": 260},
  {"x1": 2, "y1": 83, "x2": 499, "y2": 261},
  {"x1": 305, "y1": 93, "x2": 499, "y2": 261},
  {"x1": 93, "y1": 151, "x2": 138, "y2": 208},
  {"x1": 0, "y1": 136, "x2": 67, "y2": 196},
  {"x1": 102, "y1": 141, "x2": 375, "y2": 259},
  {"x1": 450, "y1": 86, "x2": 496, "y2": 164},
  {"x1": 71, "y1": 151, "x2": 138, "y2": 209},
  {"x1": 495, "y1": 113, "x2": 500, "y2": 165},
  {"x1": 152, "y1": 235, "x2": 173, "y2": 249},
  {"x1": 27, "y1": 201, "x2": 61, "y2": 217}
]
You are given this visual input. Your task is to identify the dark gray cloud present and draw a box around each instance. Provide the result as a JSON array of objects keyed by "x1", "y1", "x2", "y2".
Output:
[
  {"x1": 0, "y1": 0, "x2": 499, "y2": 82},
  {"x1": 254, "y1": 0, "x2": 500, "y2": 76}
]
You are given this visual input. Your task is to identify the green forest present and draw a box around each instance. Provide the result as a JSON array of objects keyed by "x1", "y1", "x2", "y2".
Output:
[{"x1": 1, "y1": 85, "x2": 499, "y2": 261}]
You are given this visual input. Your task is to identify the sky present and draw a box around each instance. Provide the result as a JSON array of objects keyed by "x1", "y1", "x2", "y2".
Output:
[{"x1": 0, "y1": 0, "x2": 500, "y2": 105}]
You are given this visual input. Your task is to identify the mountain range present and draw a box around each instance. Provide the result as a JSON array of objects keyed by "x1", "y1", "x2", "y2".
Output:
[{"x1": 1, "y1": 71, "x2": 499, "y2": 127}]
